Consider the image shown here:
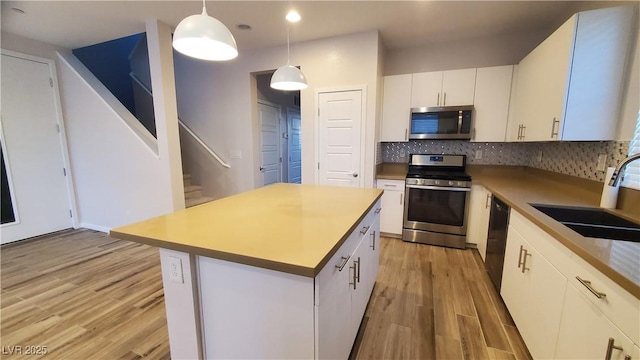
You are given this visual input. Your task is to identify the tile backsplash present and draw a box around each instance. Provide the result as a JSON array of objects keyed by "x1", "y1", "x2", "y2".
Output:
[{"x1": 381, "y1": 140, "x2": 630, "y2": 182}]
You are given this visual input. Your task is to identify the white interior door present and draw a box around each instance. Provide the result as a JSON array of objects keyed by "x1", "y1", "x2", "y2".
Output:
[
  {"x1": 1, "y1": 53, "x2": 72, "y2": 244},
  {"x1": 258, "y1": 102, "x2": 280, "y2": 186},
  {"x1": 318, "y1": 90, "x2": 363, "y2": 187},
  {"x1": 288, "y1": 108, "x2": 302, "y2": 184}
]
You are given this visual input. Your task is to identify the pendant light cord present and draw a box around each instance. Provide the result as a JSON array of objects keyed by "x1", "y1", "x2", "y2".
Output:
[
  {"x1": 201, "y1": 0, "x2": 207, "y2": 15},
  {"x1": 287, "y1": 23, "x2": 291, "y2": 65}
]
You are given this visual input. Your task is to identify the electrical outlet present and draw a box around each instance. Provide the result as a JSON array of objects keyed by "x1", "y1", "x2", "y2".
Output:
[
  {"x1": 537, "y1": 150, "x2": 543, "y2": 162},
  {"x1": 597, "y1": 154, "x2": 607, "y2": 172},
  {"x1": 399, "y1": 149, "x2": 406, "y2": 158},
  {"x1": 168, "y1": 256, "x2": 183, "y2": 283},
  {"x1": 475, "y1": 150, "x2": 483, "y2": 160}
]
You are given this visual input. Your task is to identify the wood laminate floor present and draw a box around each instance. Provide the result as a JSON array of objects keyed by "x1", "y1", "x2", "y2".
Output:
[{"x1": 1, "y1": 230, "x2": 531, "y2": 359}]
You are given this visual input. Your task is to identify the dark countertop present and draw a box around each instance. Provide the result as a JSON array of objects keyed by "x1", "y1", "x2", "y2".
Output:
[{"x1": 375, "y1": 162, "x2": 640, "y2": 298}]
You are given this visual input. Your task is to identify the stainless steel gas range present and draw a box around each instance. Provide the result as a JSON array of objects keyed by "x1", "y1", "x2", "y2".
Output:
[{"x1": 402, "y1": 154, "x2": 471, "y2": 249}]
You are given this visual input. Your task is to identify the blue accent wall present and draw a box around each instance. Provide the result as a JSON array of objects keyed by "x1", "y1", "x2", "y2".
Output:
[{"x1": 73, "y1": 33, "x2": 143, "y2": 115}]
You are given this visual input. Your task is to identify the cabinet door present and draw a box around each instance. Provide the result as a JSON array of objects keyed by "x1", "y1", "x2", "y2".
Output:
[
  {"x1": 411, "y1": 71, "x2": 443, "y2": 108},
  {"x1": 555, "y1": 283, "x2": 639, "y2": 360},
  {"x1": 377, "y1": 180, "x2": 404, "y2": 235},
  {"x1": 467, "y1": 185, "x2": 491, "y2": 260},
  {"x1": 513, "y1": 16, "x2": 575, "y2": 142},
  {"x1": 381, "y1": 74, "x2": 412, "y2": 142},
  {"x1": 473, "y1": 66, "x2": 513, "y2": 142},
  {"x1": 501, "y1": 227, "x2": 567, "y2": 359},
  {"x1": 316, "y1": 233, "x2": 358, "y2": 360},
  {"x1": 441, "y1": 68, "x2": 476, "y2": 107},
  {"x1": 349, "y1": 237, "x2": 369, "y2": 340}
]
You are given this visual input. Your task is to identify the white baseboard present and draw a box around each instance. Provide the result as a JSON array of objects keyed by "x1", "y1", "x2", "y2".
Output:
[{"x1": 79, "y1": 223, "x2": 110, "y2": 233}]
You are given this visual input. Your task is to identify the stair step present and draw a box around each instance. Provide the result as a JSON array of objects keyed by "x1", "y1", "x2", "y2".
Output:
[
  {"x1": 183, "y1": 174, "x2": 192, "y2": 187},
  {"x1": 184, "y1": 185, "x2": 203, "y2": 199},
  {"x1": 186, "y1": 196, "x2": 215, "y2": 208}
]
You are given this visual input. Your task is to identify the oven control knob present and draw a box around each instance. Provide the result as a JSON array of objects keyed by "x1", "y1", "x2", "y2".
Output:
[
  {"x1": 435, "y1": 180, "x2": 440, "y2": 185},
  {"x1": 457, "y1": 181, "x2": 464, "y2": 186},
  {"x1": 448, "y1": 181, "x2": 454, "y2": 186}
]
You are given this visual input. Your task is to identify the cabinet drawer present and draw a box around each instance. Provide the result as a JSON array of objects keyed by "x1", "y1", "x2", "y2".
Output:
[
  {"x1": 567, "y1": 255, "x2": 640, "y2": 346},
  {"x1": 376, "y1": 180, "x2": 404, "y2": 191}
]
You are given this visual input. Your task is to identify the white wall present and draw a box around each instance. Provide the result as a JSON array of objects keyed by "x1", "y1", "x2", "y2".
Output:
[
  {"x1": 57, "y1": 52, "x2": 173, "y2": 231},
  {"x1": 1, "y1": 31, "x2": 67, "y2": 60},
  {"x1": 175, "y1": 30, "x2": 381, "y2": 197}
]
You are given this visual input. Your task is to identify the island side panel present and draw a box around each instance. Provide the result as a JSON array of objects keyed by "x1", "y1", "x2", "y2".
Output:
[
  {"x1": 198, "y1": 256, "x2": 315, "y2": 359},
  {"x1": 159, "y1": 249, "x2": 203, "y2": 359}
]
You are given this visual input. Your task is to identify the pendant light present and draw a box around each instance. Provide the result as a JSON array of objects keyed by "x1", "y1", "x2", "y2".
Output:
[
  {"x1": 172, "y1": 0, "x2": 238, "y2": 61},
  {"x1": 270, "y1": 12, "x2": 307, "y2": 91}
]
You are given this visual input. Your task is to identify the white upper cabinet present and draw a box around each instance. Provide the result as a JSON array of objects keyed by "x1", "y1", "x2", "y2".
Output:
[
  {"x1": 510, "y1": 6, "x2": 634, "y2": 142},
  {"x1": 381, "y1": 74, "x2": 412, "y2": 142},
  {"x1": 411, "y1": 68, "x2": 476, "y2": 108},
  {"x1": 473, "y1": 66, "x2": 514, "y2": 142}
]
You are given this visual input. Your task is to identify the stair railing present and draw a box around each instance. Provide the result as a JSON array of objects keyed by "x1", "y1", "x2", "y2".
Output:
[{"x1": 129, "y1": 72, "x2": 230, "y2": 169}]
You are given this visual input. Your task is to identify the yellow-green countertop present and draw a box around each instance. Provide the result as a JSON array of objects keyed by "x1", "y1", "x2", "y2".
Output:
[
  {"x1": 110, "y1": 183, "x2": 383, "y2": 278},
  {"x1": 375, "y1": 162, "x2": 640, "y2": 298}
]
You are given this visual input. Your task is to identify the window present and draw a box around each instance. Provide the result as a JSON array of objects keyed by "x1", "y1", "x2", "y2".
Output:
[{"x1": 621, "y1": 111, "x2": 640, "y2": 190}]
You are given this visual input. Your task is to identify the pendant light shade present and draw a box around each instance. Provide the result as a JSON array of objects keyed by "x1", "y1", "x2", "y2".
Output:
[
  {"x1": 270, "y1": 13, "x2": 307, "y2": 91},
  {"x1": 271, "y1": 65, "x2": 308, "y2": 91},
  {"x1": 173, "y1": 2, "x2": 238, "y2": 61}
]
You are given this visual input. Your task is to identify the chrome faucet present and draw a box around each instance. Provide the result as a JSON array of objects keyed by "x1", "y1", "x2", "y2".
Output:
[{"x1": 608, "y1": 153, "x2": 640, "y2": 186}]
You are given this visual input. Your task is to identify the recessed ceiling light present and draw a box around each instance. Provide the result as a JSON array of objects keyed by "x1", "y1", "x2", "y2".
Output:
[
  {"x1": 11, "y1": 7, "x2": 25, "y2": 14},
  {"x1": 286, "y1": 10, "x2": 301, "y2": 23},
  {"x1": 237, "y1": 24, "x2": 251, "y2": 30}
]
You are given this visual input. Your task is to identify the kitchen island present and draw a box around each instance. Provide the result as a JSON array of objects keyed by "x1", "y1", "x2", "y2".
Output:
[{"x1": 110, "y1": 183, "x2": 383, "y2": 359}]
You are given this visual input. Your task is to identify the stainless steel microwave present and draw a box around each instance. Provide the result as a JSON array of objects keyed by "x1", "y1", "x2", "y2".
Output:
[{"x1": 410, "y1": 105, "x2": 473, "y2": 140}]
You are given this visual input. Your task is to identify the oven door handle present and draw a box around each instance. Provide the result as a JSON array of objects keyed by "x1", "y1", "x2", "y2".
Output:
[{"x1": 406, "y1": 185, "x2": 471, "y2": 192}]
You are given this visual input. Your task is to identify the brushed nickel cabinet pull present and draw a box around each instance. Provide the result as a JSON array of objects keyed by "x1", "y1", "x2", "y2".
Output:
[
  {"x1": 400, "y1": 193, "x2": 404, "y2": 205},
  {"x1": 370, "y1": 231, "x2": 376, "y2": 250},
  {"x1": 350, "y1": 262, "x2": 357, "y2": 289},
  {"x1": 522, "y1": 126, "x2": 526, "y2": 140},
  {"x1": 518, "y1": 245, "x2": 525, "y2": 269},
  {"x1": 551, "y1": 117, "x2": 560, "y2": 138},
  {"x1": 624, "y1": 355, "x2": 631, "y2": 360},
  {"x1": 443, "y1": 92, "x2": 447, "y2": 106},
  {"x1": 521, "y1": 249, "x2": 531, "y2": 273},
  {"x1": 485, "y1": 193, "x2": 491, "y2": 209},
  {"x1": 605, "y1": 337, "x2": 623, "y2": 360},
  {"x1": 335, "y1": 256, "x2": 350, "y2": 271},
  {"x1": 375, "y1": 208, "x2": 381, "y2": 214},
  {"x1": 356, "y1": 257, "x2": 361, "y2": 283},
  {"x1": 360, "y1": 226, "x2": 370, "y2": 235},
  {"x1": 576, "y1": 276, "x2": 607, "y2": 299}
]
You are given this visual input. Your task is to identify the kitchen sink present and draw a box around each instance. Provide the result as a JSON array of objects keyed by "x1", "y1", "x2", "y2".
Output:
[{"x1": 530, "y1": 204, "x2": 640, "y2": 243}]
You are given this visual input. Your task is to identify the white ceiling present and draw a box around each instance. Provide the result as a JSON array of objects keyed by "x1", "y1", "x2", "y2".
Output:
[{"x1": 0, "y1": 1, "x2": 634, "y2": 51}]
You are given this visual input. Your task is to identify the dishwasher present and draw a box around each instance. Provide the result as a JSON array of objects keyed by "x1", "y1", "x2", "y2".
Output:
[{"x1": 485, "y1": 196, "x2": 510, "y2": 292}]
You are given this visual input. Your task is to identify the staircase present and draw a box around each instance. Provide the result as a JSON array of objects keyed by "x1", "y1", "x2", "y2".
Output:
[{"x1": 183, "y1": 174, "x2": 214, "y2": 208}]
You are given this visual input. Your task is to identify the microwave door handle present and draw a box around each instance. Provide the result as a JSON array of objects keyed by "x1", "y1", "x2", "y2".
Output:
[{"x1": 457, "y1": 111, "x2": 463, "y2": 134}]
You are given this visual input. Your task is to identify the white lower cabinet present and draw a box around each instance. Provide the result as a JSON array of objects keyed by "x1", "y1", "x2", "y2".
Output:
[
  {"x1": 502, "y1": 210, "x2": 640, "y2": 360},
  {"x1": 501, "y1": 225, "x2": 567, "y2": 359},
  {"x1": 376, "y1": 180, "x2": 404, "y2": 236},
  {"x1": 198, "y1": 200, "x2": 381, "y2": 360},
  {"x1": 555, "y1": 283, "x2": 639, "y2": 360},
  {"x1": 466, "y1": 185, "x2": 491, "y2": 260},
  {"x1": 316, "y1": 204, "x2": 381, "y2": 360}
]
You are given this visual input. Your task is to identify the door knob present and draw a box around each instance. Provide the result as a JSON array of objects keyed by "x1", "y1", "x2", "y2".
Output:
[
  {"x1": 259, "y1": 167, "x2": 264, "y2": 172},
  {"x1": 352, "y1": 173, "x2": 358, "y2": 178}
]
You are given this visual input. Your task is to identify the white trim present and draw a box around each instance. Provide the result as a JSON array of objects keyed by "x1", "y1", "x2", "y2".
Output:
[
  {"x1": 1, "y1": 49, "x2": 79, "y2": 229},
  {"x1": 80, "y1": 222, "x2": 110, "y2": 233},
  {"x1": 314, "y1": 85, "x2": 368, "y2": 187},
  {"x1": 257, "y1": 100, "x2": 282, "y2": 185},
  {"x1": 0, "y1": 119, "x2": 21, "y2": 227}
]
